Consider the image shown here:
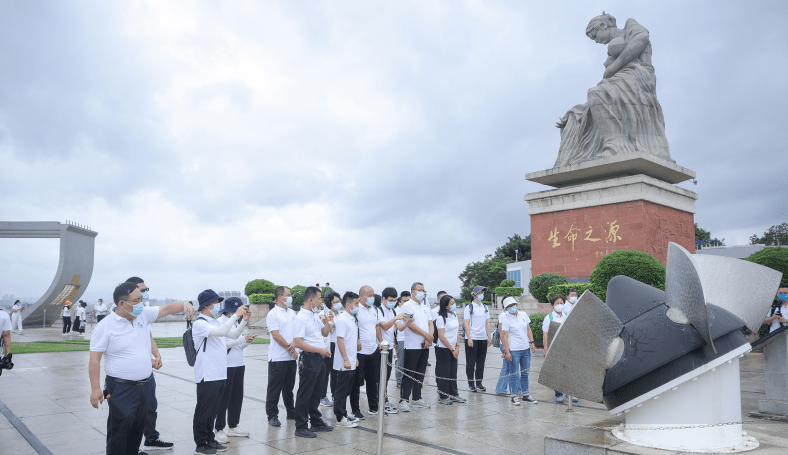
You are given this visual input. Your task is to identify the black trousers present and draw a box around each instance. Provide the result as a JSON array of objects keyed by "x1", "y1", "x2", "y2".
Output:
[
  {"x1": 62, "y1": 316, "x2": 71, "y2": 333},
  {"x1": 193, "y1": 379, "x2": 225, "y2": 446},
  {"x1": 383, "y1": 349, "x2": 393, "y2": 403},
  {"x1": 74, "y1": 317, "x2": 83, "y2": 333},
  {"x1": 319, "y1": 343, "x2": 334, "y2": 400},
  {"x1": 295, "y1": 353, "x2": 326, "y2": 430},
  {"x1": 265, "y1": 360, "x2": 296, "y2": 420},
  {"x1": 354, "y1": 349, "x2": 381, "y2": 412},
  {"x1": 400, "y1": 348, "x2": 429, "y2": 402},
  {"x1": 333, "y1": 369, "x2": 356, "y2": 421},
  {"x1": 464, "y1": 339, "x2": 488, "y2": 387},
  {"x1": 216, "y1": 366, "x2": 245, "y2": 431},
  {"x1": 105, "y1": 375, "x2": 152, "y2": 455},
  {"x1": 143, "y1": 374, "x2": 160, "y2": 444},
  {"x1": 97, "y1": 315, "x2": 106, "y2": 323},
  {"x1": 435, "y1": 347, "x2": 459, "y2": 399}
]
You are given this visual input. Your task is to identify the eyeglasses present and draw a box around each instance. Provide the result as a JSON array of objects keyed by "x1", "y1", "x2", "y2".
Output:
[
  {"x1": 124, "y1": 298, "x2": 144, "y2": 305},
  {"x1": 140, "y1": 288, "x2": 150, "y2": 293}
]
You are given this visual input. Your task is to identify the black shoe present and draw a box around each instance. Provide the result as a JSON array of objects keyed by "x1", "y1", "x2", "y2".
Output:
[
  {"x1": 194, "y1": 444, "x2": 216, "y2": 455},
  {"x1": 427, "y1": 362, "x2": 432, "y2": 366},
  {"x1": 207, "y1": 441, "x2": 227, "y2": 452},
  {"x1": 286, "y1": 413, "x2": 296, "y2": 420},
  {"x1": 268, "y1": 417, "x2": 281, "y2": 427},
  {"x1": 469, "y1": 385, "x2": 478, "y2": 392},
  {"x1": 311, "y1": 423, "x2": 334, "y2": 432},
  {"x1": 144, "y1": 438, "x2": 174, "y2": 450},
  {"x1": 295, "y1": 428, "x2": 316, "y2": 438},
  {"x1": 352, "y1": 411, "x2": 365, "y2": 420},
  {"x1": 139, "y1": 452, "x2": 150, "y2": 455},
  {"x1": 476, "y1": 385, "x2": 486, "y2": 392}
]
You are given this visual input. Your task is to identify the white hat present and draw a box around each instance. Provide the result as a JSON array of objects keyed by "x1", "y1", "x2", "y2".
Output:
[{"x1": 502, "y1": 297, "x2": 518, "y2": 309}]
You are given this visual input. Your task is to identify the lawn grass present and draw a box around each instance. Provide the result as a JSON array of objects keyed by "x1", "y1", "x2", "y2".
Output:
[{"x1": 11, "y1": 337, "x2": 269, "y2": 354}]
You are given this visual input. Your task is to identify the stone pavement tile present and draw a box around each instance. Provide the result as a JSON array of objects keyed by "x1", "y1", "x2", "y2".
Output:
[
  {"x1": 307, "y1": 427, "x2": 377, "y2": 444},
  {"x1": 0, "y1": 430, "x2": 40, "y2": 455},
  {"x1": 19, "y1": 411, "x2": 89, "y2": 429},
  {"x1": 35, "y1": 426, "x2": 105, "y2": 446},
  {"x1": 264, "y1": 435, "x2": 346, "y2": 454},
  {"x1": 4, "y1": 399, "x2": 69, "y2": 418},
  {"x1": 347, "y1": 434, "x2": 424, "y2": 454},
  {"x1": 289, "y1": 445, "x2": 365, "y2": 455}
]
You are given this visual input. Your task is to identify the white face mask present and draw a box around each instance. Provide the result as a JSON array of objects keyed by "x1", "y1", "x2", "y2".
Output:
[
  {"x1": 568, "y1": 296, "x2": 578, "y2": 304},
  {"x1": 554, "y1": 304, "x2": 565, "y2": 313},
  {"x1": 415, "y1": 291, "x2": 425, "y2": 302}
]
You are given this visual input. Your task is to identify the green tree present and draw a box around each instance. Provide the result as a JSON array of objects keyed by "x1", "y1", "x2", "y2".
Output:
[
  {"x1": 744, "y1": 247, "x2": 788, "y2": 288},
  {"x1": 244, "y1": 279, "x2": 276, "y2": 296},
  {"x1": 695, "y1": 223, "x2": 725, "y2": 249},
  {"x1": 458, "y1": 255, "x2": 510, "y2": 302},
  {"x1": 750, "y1": 222, "x2": 788, "y2": 246},
  {"x1": 494, "y1": 234, "x2": 532, "y2": 262}
]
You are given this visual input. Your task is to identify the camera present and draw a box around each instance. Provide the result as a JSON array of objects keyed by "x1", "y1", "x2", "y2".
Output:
[
  {"x1": 403, "y1": 313, "x2": 414, "y2": 321},
  {"x1": 0, "y1": 354, "x2": 13, "y2": 376}
]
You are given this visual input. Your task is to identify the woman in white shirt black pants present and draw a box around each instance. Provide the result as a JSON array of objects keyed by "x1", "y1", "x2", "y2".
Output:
[
  {"x1": 463, "y1": 286, "x2": 491, "y2": 392},
  {"x1": 435, "y1": 295, "x2": 466, "y2": 405}
]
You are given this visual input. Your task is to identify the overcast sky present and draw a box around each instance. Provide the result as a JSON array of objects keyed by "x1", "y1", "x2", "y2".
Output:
[{"x1": 1, "y1": 1, "x2": 786, "y2": 303}]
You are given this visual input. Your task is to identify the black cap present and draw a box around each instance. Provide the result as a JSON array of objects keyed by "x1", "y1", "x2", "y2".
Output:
[{"x1": 197, "y1": 289, "x2": 224, "y2": 311}]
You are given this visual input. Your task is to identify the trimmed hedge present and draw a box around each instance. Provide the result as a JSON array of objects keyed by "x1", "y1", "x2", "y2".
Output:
[
  {"x1": 494, "y1": 286, "x2": 525, "y2": 297},
  {"x1": 589, "y1": 250, "x2": 666, "y2": 301},
  {"x1": 745, "y1": 247, "x2": 788, "y2": 288},
  {"x1": 245, "y1": 279, "x2": 276, "y2": 296},
  {"x1": 291, "y1": 285, "x2": 307, "y2": 306},
  {"x1": 500, "y1": 279, "x2": 516, "y2": 287},
  {"x1": 547, "y1": 283, "x2": 592, "y2": 301},
  {"x1": 529, "y1": 273, "x2": 569, "y2": 303},
  {"x1": 249, "y1": 293, "x2": 274, "y2": 305},
  {"x1": 529, "y1": 313, "x2": 546, "y2": 348}
]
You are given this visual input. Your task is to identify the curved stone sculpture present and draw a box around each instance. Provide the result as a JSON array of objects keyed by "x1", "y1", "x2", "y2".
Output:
[
  {"x1": 554, "y1": 13, "x2": 671, "y2": 168},
  {"x1": 0, "y1": 221, "x2": 97, "y2": 326}
]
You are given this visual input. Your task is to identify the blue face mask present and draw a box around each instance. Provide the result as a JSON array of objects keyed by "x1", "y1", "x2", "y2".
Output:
[
  {"x1": 450, "y1": 304, "x2": 457, "y2": 313},
  {"x1": 507, "y1": 306, "x2": 517, "y2": 314},
  {"x1": 333, "y1": 303, "x2": 342, "y2": 312},
  {"x1": 386, "y1": 301, "x2": 397, "y2": 309},
  {"x1": 284, "y1": 296, "x2": 293, "y2": 307},
  {"x1": 351, "y1": 306, "x2": 359, "y2": 315},
  {"x1": 779, "y1": 294, "x2": 788, "y2": 303},
  {"x1": 141, "y1": 291, "x2": 149, "y2": 302},
  {"x1": 477, "y1": 293, "x2": 484, "y2": 302},
  {"x1": 210, "y1": 305, "x2": 221, "y2": 317},
  {"x1": 125, "y1": 301, "x2": 144, "y2": 317}
]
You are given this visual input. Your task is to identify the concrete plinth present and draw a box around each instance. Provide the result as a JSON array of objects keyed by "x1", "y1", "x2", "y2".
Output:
[{"x1": 757, "y1": 331, "x2": 788, "y2": 416}]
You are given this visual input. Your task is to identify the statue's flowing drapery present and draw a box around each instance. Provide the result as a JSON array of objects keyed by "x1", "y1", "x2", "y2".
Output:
[{"x1": 555, "y1": 19, "x2": 671, "y2": 168}]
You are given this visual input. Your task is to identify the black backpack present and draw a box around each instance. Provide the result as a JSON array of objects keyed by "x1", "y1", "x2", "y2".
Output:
[{"x1": 183, "y1": 319, "x2": 206, "y2": 367}]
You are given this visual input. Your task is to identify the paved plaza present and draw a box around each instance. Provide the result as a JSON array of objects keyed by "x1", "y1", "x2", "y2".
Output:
[{"x1": 1, "y1": 322, "x2": 787, "y2": 455}]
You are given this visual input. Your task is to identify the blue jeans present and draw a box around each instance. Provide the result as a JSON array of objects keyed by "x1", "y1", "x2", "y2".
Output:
[
  {"x1": 508, "y1": 349, "x2": 531, "y2": 397},
  {"x1": 495, "y1": 344, "x2": 511, "y2": 394}
]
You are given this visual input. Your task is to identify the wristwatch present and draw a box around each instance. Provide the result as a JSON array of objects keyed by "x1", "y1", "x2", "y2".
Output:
[{"x1": 529, "y1": 341, "x2": 535, "y2": 344}]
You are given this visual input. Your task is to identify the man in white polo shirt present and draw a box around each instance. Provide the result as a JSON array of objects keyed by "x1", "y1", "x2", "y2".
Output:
[
  {"x1": 89, "y1": 282, "x2": 195, "y2": 455},
  {"x1": 292, "y1": 286, "x2": 333, "y2": 438},
  {"x1": 333, "y1": 292, "x2": 360, "y2": 428},
  {"x1": 266, "y1": 286, "x2": 298, "y2": 427},
  {"x1": 0, "y1": 308, "x2": 11, "y2": 360},
  {"x1": 398, "y1": 282, "x2": 433, "y2": 411},
  {"x1": 94, "y1": 299, "x2": 108, "y2": 323},
  {"x1": 351, "y1": 285, "x2": 385, "y2": 419}
]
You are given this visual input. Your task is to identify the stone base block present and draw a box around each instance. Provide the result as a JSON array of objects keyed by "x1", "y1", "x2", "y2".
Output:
[{"x1": 757, "y1": 400, "x2": 788, "y2": 417}]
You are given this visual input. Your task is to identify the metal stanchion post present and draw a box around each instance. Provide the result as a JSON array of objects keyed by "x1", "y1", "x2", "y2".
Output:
[
  {"x1": 377, "y1": 341, "x2": 390, "y2": 455},
  {"x1": 43, "y1": 309, "x2": 46, "y2": 328},
  {"x1": 566, "y1": 395, "x2": 574, "y2": 412}
]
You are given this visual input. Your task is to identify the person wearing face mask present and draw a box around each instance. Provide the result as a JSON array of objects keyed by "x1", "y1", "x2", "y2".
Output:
[
  {"x1": 213, "y1": 297, "x2": 257, "y2": 443},
  {"x1": 62, "y1": 301, "x2": 73, "y2": 336},
  {"x1": 292, "y1": 286, "x2": 334, "y2": 437},
  {"x1": 764, "y1": 285, "x2": 788, "y2": 333},
  {"x1": 319, "y1": 292, "x2": 341, "y2": 408},
  {"x1": 88, "y1": 282, "x2": 195, "y2": 455},
  {"x1": 190, "y1": 289, "x2": 249, "y2": 455},
  {"x1": 435, "y1": 295, "x2": 464, "y2": 405},
  {"x1": 352, "y1": 286, "x2": 388, "y2": 419},
  {"x1": 10, "y1": 300, "x2": 24, "y2": 335},
  {"x1": 125, "y1": 276, "x2": 174, "y2": 451},
  {"x1": 398, "y1": 282, "x2": 433, "y2": 411},
  {"x1": 542, "y1": 294, "x2": 577, "y2": 403},
  {"x1": 333, "y1": 292, "x2": 360, "y2": 428},
  {"x1": 463, "y1": 285, "x2": 491, "y2": 392},
  {"x1": 500, "y1": 296, "x2": 537, "y2": 405},
  {"x1": 378, "y1": 288, "x2": 407, "y2": 414},
  {"x1": 94, "y1": 299, "x2": 108, "y2": 323},
  {"x1": 394, "y1": 291, "x2": 411, "y2": 389},
  {"x1": 564, "y1": 288, "x2": 579, "y2": 315},
  {"x1": 265, "y1": 286, "x2": 298, "y2": 427}
]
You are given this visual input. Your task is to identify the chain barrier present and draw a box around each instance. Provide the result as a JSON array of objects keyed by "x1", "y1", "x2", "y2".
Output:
[{"x1": 387, "y1": 360, "x2": 786, "y2": 433}]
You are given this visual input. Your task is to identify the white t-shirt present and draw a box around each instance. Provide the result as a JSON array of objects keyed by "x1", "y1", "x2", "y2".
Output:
[
  {"x1": 463, "y1": 302, "x2": 490, "y2": 340},
  {"x1": 435, "y1": 313, "x2": 459, "y2": 349},
  {"x1": 430, "y1": 306, "x2": 440, "y2": 321},
  {"x1": 380, "y1": 306, "x2": 398, "y2": 346},
  {"x1": 89, "y1": 307, "x2": 160, "y2": 381},
  {"x1": 767, "y1": 304, "x2": 788, "y2": 333},
  {"x1": 501, "y1": 312, "x2": 532, "y2": 352},
  {"x1": 76, "y1": 307, "x2": 86, "y2": 319},
  {"x1": 192, "y1": 314, "x2": 228, "y2": 383},
  {"x1": 357, "y1": 304, "x2": 384, "y2": 355},
  {"x1": 267, "y1": 305, "x2": 297, "y2": 362},
  {"x1": 11, "y1": 304, "x2": 21, "y2": 315},
  {"x1": 400, "y1": 298, "x2": 431, "y2": 349},
  {"x1": 333, "y1": 311, "x2": 358, "y2": 371},
  {"x1": 219, "y1": 315, "x2": 247, "y2": 368},
  {"x1": 294, "y1": 309, "x2": 325, "y2": 350},
  {"x1": 95, "y1": 303, "x2": 108, "y2": 315},
  {"x1": 563, "y1": 300, "x2": 577, "y2": 315},
  {"x1": 62, "y1": 307, "x2": 71, "y2": 317},
  {"x1": 326, "y1": 308, "x2": 340, "y2": 344},
  {"x1": 541, "y1": 311, "x2": 566, "y2": 335},
  {"x1": 0, "y1": 311, "x2": 11, "y2": 332}
]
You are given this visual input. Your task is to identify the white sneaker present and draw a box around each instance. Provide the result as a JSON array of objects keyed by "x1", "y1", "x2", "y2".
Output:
[
  {"x1": 410, "y1": 399, "x2": 430, "y2": 408},
  {"x1": 335, "y1": 417, "x2": 357, "y2": 428},
  {"x1": 214, "y1": 429, "x2": 230, "y2": 443},
  {"x1": 399, "y1": 400, "x2": 410, "y2": 412},
  {"x1": 227, "y1": 426, "x2": 249, "y2": 437}
]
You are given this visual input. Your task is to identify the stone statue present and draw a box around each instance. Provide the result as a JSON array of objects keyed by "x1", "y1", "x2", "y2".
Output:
[{"x1": 554, "y1": 13, "x2": 671, "y2": 168}]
